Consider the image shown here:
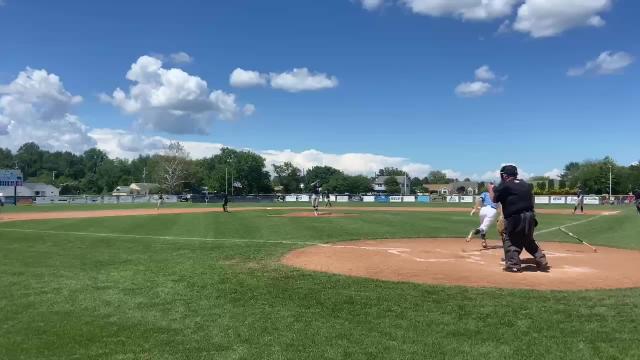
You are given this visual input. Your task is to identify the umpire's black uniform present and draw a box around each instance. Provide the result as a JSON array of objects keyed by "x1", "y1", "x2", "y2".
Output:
[{"x1": 492, "y1": 165, "x2": 548, "y2": 272}]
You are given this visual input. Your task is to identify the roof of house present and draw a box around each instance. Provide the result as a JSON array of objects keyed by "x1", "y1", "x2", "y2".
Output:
[
  {"x1": 113, "y1": 186, "x2": 131, "y2": 193},
  {"x1": 423, "y1": 184, "x2": 449, "y2": 190},
  {"x1": 450, "y1": 181, "x2": 478, "y2": 188},
  {"x1": 130, "y1": 183, "x2": 159, "y2": 190},
  {"x1": 23, "y1": 182, "x2": 59, "y2": 191}
]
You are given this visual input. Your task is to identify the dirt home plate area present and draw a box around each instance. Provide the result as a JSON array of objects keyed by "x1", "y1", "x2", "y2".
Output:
[{"x1": 1, "y1": 207, "x2": 635, "y2": 291}]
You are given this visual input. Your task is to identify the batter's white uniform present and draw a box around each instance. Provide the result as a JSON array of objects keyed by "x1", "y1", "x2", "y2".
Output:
[{"x1": 478, "y1": 205, "x2": 498, "y2": 233}]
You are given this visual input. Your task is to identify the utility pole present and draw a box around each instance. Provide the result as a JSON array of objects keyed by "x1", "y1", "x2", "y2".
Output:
[
  {"x1": 231, "y1": 171, "x2": 234, "y2": 196},
  {"x1": 52, "y1": 171, "x2": 56, "y2": 182},
  {"x1": 225, "y1": 167, "x2": 228, "y2": 195},
  {"x1": 142, "y1": 167, "x2": 147, "y2": 183}
]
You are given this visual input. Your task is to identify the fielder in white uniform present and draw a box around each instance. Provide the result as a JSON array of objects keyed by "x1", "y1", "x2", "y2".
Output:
[{"x1": 466, "y1": 190, "x2": 500, "y2": 248}]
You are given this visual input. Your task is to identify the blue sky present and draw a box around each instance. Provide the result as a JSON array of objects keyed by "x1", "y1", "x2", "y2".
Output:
[{"x1": 0, "y1": 0, "x2": 638, "y2": 180}]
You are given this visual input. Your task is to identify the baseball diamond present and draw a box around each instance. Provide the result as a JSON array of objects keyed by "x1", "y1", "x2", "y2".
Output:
[{"x1": 1, "y1": 202, "x2": 639, "y2": 359}]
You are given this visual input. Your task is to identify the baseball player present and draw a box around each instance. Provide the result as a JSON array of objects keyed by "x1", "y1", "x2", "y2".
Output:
[
  {"x1": 156, "y1": 193, "x2": 164, "y2": 211},
  {"x1": 222, "y1": 193, "x2": 229, "y2": 213},
  {"x1": 467, "y1": 184, "x2": 500, "y2": 249},
  {"x1": 324, "y1": 191, "x2": 332, "y2": 208},
  {"x1": 573, "y1": 189, "x2": 585, "y2": 214},
  {"x1": 310, "y1": 181, "x2": 321, "y2": 216},
  {"x1": 490, "y1": 165, "x2": 548, "y2": 273},
  {"x1": 635, "y1": 189, "x2": 640, "y2": 215}
]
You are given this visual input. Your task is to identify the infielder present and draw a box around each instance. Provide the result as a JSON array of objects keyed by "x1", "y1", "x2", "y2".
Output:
[
  {"x1": 573, "y1": 189, "x2": 585, "y2": 214},
  {"x1": 635, "y1": 189, "x2": 640, "y2": 215},
  {"x1": 156, "y1": 193, "x2": 164, "y2": 211},
  {"x1": 324, "y1": 191, "x2": 332, "y2": 208},
  {"x1": 467, "y1": 185, "x2": 499, "y2": 249},
  {"x1": 222, "y1": 193, "x2": 229, "y2": 213},
  {"x1": 310, "y1": 181, "x2": 321, "y2": 216}
]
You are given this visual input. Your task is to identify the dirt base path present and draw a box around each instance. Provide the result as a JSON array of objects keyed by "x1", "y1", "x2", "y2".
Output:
[
  {"x1": 282, "y1": 238, "x2": 640, "y2": 290},
  {"x1": 0, "y1": 206, "x2": 617, "y2": 223}
]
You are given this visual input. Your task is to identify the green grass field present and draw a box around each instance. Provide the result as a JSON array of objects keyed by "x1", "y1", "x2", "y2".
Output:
[{"x1": 1, "y1": 204, "x2": 639, "y2": 359}]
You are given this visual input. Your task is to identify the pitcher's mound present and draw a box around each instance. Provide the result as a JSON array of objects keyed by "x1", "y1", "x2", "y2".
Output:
[
  {"x1": 281, "y1": 238, "x2": 640, "y2": 290},
  {"x1": 270, "y1": 212, "x2": 359, "y2": 218}
]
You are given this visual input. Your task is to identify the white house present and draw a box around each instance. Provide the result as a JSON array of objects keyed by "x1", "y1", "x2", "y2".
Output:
[{"x1": 372, "y1": 176, "x2": 411, "y2": 195}]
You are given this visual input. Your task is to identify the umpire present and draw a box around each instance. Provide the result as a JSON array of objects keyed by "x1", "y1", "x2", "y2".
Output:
[{"x1": 489, "y1": 165, "x2": 549, "y2": 273}]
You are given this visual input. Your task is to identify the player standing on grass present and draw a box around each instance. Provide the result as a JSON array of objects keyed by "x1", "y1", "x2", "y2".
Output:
[
  {"x1": 467, "y1": 184, "x2": 500, "y2": 249},
  {"x1": 573, "y1": 189, "x2": 585, "y2": 214},
  {"x1": 635, "y1": 189, "x2": 640, "y2": 215},
  {"x1": 310, "y1": 181, "x2": 321, "y2": 216},
  {"x1": 490, "y1": 165, "x2": 549, "y2": 273}
]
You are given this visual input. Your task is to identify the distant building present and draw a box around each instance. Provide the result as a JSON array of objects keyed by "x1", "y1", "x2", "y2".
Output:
[
  {"x1": 423, "y1": 181, "x2": 479, "y2": 195},
  {"x1": 112, "y1": 183, "x2": 160, "y2": 196},
  {"x1": 372, "y1": 176, "x2": 411, "y2": 195},
  {"x1": 423, "y1": 184, "x2": 450, "y2": 195},
  {"x1": 449, "y1": 181, "x2": 478, "y2": 195},
  {"x1": 0, "y1": 169, "x2": 60, "y2": 196}
]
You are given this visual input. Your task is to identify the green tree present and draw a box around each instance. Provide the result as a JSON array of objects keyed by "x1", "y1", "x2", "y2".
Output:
[
  {"x1": 384, "y1": 177, "x2": 401, "y2": 194},
  {"x1": 15, "y1": 142, "x2": 44, "y2": 178},
  {"x1": 304, "y1": 166, "x2": 343, "y2": 189},
  {"x1": 428, "y1": 170, "x2": 448, "y2": 184},
  {"x1": 0, "y1": 148, "x2": 14, "y2": 169},
  {"x1": 536, "y1": 181, "x2": 547, "y2": 192},
  {"x1": 547, "y1": 179, "x2": 556, "y2": 191},
  {"x1": 410, "y1": 177, "x2": 424, "y2": 194},
  {"x1": 377, "y1": 167, "x2": 407, "y2": 177},
  {"x1": 347, "y1": 175, "x2": 373, "y2": 194},
  {"x1": 272, "y1": 161, "x2": 301, "y2": 193}
]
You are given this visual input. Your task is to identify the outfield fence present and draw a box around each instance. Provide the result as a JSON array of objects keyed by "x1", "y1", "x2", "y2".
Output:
[{"x1": 1, "y1": 194, "x2": 633, "y2": 206}]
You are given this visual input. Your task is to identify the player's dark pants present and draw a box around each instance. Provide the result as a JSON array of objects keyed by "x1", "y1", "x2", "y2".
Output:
[
  {"x1": 223, "y1": 201, "x2": 228, "y2": 212},
  {"x1": 503, "y1": 211, "x2": 548, "y2": 270}
]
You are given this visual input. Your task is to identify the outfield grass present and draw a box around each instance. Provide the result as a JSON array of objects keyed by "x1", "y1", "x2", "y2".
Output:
[{"x1": 1, "y1": 207, "x2": 638, "y2": 359}]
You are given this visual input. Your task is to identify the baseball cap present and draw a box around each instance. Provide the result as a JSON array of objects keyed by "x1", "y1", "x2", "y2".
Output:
[{"x1": 500, "y1": 165, "x2": 518, "y2": 177}]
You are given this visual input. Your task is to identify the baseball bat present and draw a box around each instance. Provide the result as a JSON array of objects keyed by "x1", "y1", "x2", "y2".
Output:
[{"x1": 559, "y1": 228, "x2": 598, "y2": 253}]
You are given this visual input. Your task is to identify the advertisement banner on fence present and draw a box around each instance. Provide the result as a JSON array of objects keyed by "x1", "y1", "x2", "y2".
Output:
[
  {"x1": 375, "y1": 195, "x2": 390, "y2": 203},
  {"x1": 363, "y1": 196, "x2": 375, "y2": 202},
  {"x1": 103, "y1": 196, "x2": 118, "y2": 204},
  {"x1": 447, "y1": 196, "x2": 459, "y2": 203},
  {"x1": 535, "y1": 196, "x2": 550, "y2": 204},
  {"x1": 566, "y1": 196, "x2": 578, "y2": 204},
  {"x1": 460, "y1": 196, "x2": 474, "y2": 203},
  {"x1": 584, "y1": 196, "x2": 600, "y2": 205},
  {"x1": 133, "y1": 196, "x2": 150, "y2": 203},
  {"x1": 285, "y1": 195, "x2": 297, "y2": 202},
  {"x1": 390, "y1": 196, "x2": 402, "y2": 202},
  {"x1": 337, "y1": 196, "x2": 349, "y2": 202},
  {"x1": 417, "y1": 195, "x2": 431, "y2": 203},
  {"x1": 402, "y1": 196, "x2": 416, "y2": 202},
  {"x1": 297, "y1": 195, "x2": 310, "y2": 202},
  {"x1": 550, "y1": 196, "x2": 566, "y2": 204},
  {"x1": 34, "y1": 197, "x2": 59, "y2": 205},
  {"x1": 163, "y1": 195, "x2": 178, "y2": 203}
]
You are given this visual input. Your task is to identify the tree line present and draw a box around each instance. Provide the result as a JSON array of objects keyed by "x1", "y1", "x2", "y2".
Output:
[{"x1": 1, "y1": 143, "x2": 638, "y2": 195}]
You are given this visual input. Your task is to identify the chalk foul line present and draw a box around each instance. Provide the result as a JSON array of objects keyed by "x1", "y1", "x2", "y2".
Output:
[{"x1": 0, "y1": 227, "x2": 319, "y2": 246}]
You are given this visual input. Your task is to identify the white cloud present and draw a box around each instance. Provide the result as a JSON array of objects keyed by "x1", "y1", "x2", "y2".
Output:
[
  {"x1": 567, "y1": 51, "x2": 634, "y2": 76},
  {"x1": 474, "y1": 65, "x2": 496, "y2": 81},
  {"x1": 269, "y1": 68, "x2": 339, "y2": 92},
  {"x1": 359, "y1": 0, "x2": 385, "y2": 10},
  {"x1": 229, "y1": 67, "x2": 339, "y2": 92},
  {"x1": 0, "y1": 68, "x2": 96, "y2": 153},
  {"x1": 229, "y1": 68, "x2": 268, "y2": 88},
  {"x1": 400, "y1": 0, "x2": 519, "y2": 21},
  {"x1": 243, "y1": 104, "x2": 256, "y2": 116},
  {"x1": 89, "y1": 128, "x2": 225, "y2": 159},
  {"x1": 260, "y1": 149, "x2": 433, "y2": 177},
  {"x1": 169, "y1": 52, "x2": 193, "y2": 64},
  {"x1": 442, "y1": 169, "x2": 463, "y2": 180},
  {"x1": 514, "y1": 0, "x2": 612, "y2": 38},
  {"x1": 455, "y1": 81, "x2": 492, "y2": 97},
  {"x1": 100, "y1": 55, "x2": 253, "y2": 135},
  {"x1": 544, "y1": 168, "x2": 562, "y2": 180}
]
